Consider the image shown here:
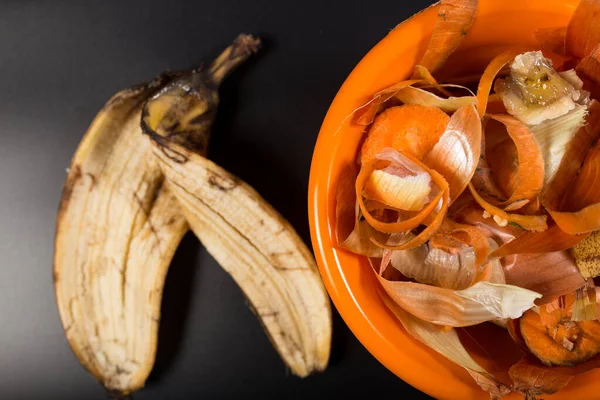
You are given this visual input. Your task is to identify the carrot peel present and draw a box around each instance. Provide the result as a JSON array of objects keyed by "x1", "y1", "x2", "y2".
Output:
[
  {"x1": 468, "y1": 183, "x2": 548, "y2": 232},
  {"x1": 360, "y1": 104, "x2": 450, "y2": 163},
  {"x1": 566, "y1": 0, "x2": 600, "y2": 59},
  {"x1": 423, "y1": 104, "x2": 482, "y2": 204},
  {"x1": 414, "y1": 0, "x2": 478, "y2": 76},
  {"x1": 356, "y1": 150, "x2": 445, "y2": 234},
  {"x1": 543, "y1": 103, "x2": 600, "y2": 234},
  {"x1": 476, "y1": 50, "x2": 522, "y2": 117},
  {"x1": 371, "y1": 169, "x2": 449, "y2": 250}
]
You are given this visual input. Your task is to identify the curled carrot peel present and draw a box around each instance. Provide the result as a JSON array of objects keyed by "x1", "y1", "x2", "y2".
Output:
[
  {"x1": 413, "y1": 0, "x2": 478, "y2": 77},
  {"x1": 449, "y1": 226, "x2": 489, "y2": 266},
  {"x1": 525, "y1": 197, "x2": 541, "y2": 214},
  {"x1": 564, "y1": 145, "x2": 600, "y2": 211},
  {"x1": 468, "y1": 183, "x2": 548, "y2": 231},
  {"x1": 491, "y1": 224, "x2": 589, "y2": 258},
  {"x1": 485, "y1": 114, "x2": 545, "y2": 206},
  {"x1": 485, "y1": 123, "x2": 519, "y2": 200},
  {"x1": 470, "y1": 159, "x2": 509, "y2": 204},
  {"x1": 429, "y1": 233, "x2": 464, "y2": 252},
  {"x1": 372, "y1": 169, "x2": 449, "y2": 250},
  {"x1": 566, "y1": 0, "x2": 600, "y2": 59},
  {"x1": 360, "y1": 104, "x2": 450, "y2": 163},
  {"x1": 476, "y1": 50, "x2": 522, "y2": 117},
  {"x1": 573, "y1": 43, "x2": 600, "y2": 107},
  {"x1": 543, "y1": 100, "x2": 600, "y2": 207},
  {"x1": 356, "y1": 152, "x2": 445, "y2": 234},
  {"x1": 470, "y1": 113, "x2": 544, "y2": 213},
  {"x1": 485, "y1": 93, "x2": 509, "y2": 114},
  {"x1": 548, "y1": 199, "x2": 600, "y2": 235},
  {"x1": 423, "y1": 105, "x2": 481, "y2": 204},
  {"x1": 433, "y1": 220, "x2": 490, "y2": 266},
  {"x1": 544, "y1": 102, "x2": 600, "y2": 234},
  {"x1": 576, "y1": 44, "x2": 600, "y2": 99}
]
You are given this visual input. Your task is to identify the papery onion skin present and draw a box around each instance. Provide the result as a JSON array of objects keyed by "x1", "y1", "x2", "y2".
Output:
[
  {"x1": 454, "y1": 203, "x2": 585, "y2": 302},
  {"x1": 395, "y1": 85, "x2": 477, "y2": 112},
  {"x1": 423, "y1": 104, "x2": 481, "y2": 204},
  {"x1": 378, "y1": 276, "x2": 540, "y2": 327},
  {"x1": 356, "y1": 149, "x2": 446, "y2": 234},
  {"x1": 390, "y1": 243, "x2": 475, "y2": 290},
  {"x1": 380, "y1": 291, "x2": 511, "y2": 398},
  {"x1": 371, "y1": 168, "x2": 449, "y2": 250},
  {"x1": 363, "y1": 156, "x2": 432, "y2": 211},
  {"x1": 491, "y1": 224, "x2": 588, "y2": 258}
]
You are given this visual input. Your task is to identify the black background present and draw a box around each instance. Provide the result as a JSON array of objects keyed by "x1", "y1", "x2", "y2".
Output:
[{"x1": 0, "y1": 1, "x2": 435, "y2": 399}]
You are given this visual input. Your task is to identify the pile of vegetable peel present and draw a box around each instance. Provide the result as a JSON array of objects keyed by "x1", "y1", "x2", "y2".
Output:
[{"x1": 335, "y1": 0, "x2": 600, "y2": 398}]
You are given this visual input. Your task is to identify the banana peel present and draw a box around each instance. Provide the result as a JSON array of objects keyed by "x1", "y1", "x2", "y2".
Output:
[
  {"x1": 54, "y1": 73, "x2": 188, "y2": 393},
  {"x1": 54, "y1": 34, "x2": 332, "y2": 395}
]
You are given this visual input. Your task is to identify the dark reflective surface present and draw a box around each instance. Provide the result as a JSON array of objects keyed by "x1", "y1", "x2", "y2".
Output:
[{"x1": 0, "y1": 1, "x2": 434, "y2": 398}]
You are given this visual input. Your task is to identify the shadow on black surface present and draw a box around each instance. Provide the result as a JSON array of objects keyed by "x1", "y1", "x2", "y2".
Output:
[
  {"x1": 328, "y1": 305, "x2": 350, "y2": 367},
  {"x1": 147, "y1": 36, "x2": 274, "y2": 386},
  {"x1": 207, "y1": 31, "x2": 354, "y2": 369},
  {"x1": 148, "y1": 30, "x2": 355, "y2": 388},
  {"x1": 147, "y1": 232, "x2": 200, "y2": 384},
  {"x1": 207, "y1": 32, "x2": 273, "y2": 152}
]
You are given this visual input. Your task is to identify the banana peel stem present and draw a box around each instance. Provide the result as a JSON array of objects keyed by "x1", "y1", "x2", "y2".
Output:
[{"x1": 207, "y1": 34, "x2": 261, "y2": 86}]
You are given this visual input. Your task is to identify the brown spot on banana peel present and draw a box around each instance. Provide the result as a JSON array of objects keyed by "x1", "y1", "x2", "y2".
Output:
[
  {"x1": 207, "y1": 170, "x2": 239, "y2": 192},
  {"x1": 208, "y1": 34, "x2": 261, "y2": 87}
]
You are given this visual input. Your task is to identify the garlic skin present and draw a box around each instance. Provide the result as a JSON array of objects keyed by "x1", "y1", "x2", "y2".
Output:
[{"x1": 497, "y1": 51, "x2": 589, "y2": 125}]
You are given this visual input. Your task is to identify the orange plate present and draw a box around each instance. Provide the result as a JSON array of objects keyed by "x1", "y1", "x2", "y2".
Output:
[{"x1": 307, "y1": 1, "x2": 596, "y2": 399}]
